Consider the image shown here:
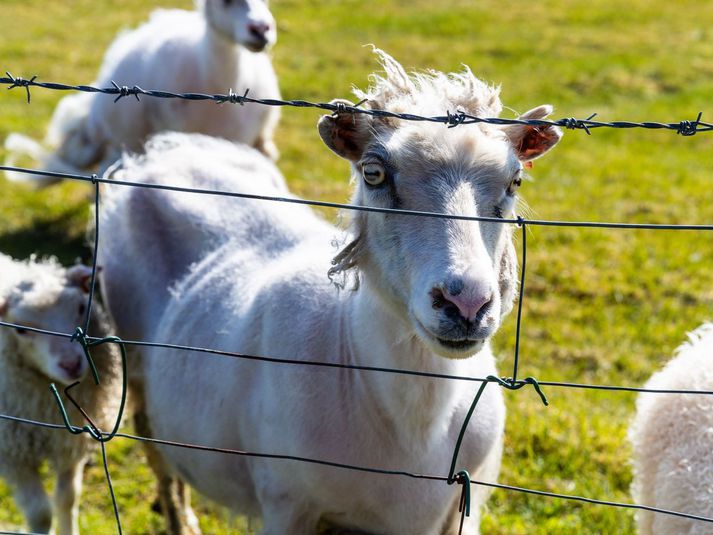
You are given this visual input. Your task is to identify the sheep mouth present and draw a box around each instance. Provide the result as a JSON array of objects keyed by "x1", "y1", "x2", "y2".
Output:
[
  {"x1": 244, "y1": 37, "x2": 270, "y2": 53},
  {"x1": 435, "y1": 337, "x2": 483, "y2": 351},
  {"x1": 413, "y1": 316, "x2": 484, "y2": 355}
]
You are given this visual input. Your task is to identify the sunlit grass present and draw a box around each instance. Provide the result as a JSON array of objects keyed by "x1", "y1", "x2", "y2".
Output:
[{"x1": 1, "y1": 0, "x2": 713, "y2": 532}]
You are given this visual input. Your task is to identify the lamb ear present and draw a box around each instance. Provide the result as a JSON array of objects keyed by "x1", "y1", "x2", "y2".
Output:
[
  {"x1": 504, "y1": 105, "x2": 562, "y2": 162},
  {"x1": 67, "y1": 264, "x2": 100, "y2": 293},
  {"x1": 0, "y1": 297, "x2": 7, "y2": 318},
  {"x1": 318, "y1": 99, "x2": 372, "y2": 162}
]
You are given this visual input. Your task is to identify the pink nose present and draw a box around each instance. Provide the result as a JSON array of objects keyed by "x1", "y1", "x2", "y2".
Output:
[
  {"x1": 436, "y1": 281, "x2": 493, "y2": 322},
  {"x1": 248, "y1": 22, "x2": 271, "y2": 39},
  {"x1": 59, "y1": 357, "x2": 83, "y2": 379}
]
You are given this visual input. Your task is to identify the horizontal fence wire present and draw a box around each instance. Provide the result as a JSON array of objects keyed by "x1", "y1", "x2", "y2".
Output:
[
  {"x1": 1, "y1": 73, "x2": 711, "y2": 135},
  {"x1": 2, "y1": 318, "x2": 712, "y2": 397},
  {"x1": 4, "y1": 164, "x2": 713, "y2": 231},
  {"x1": 2, "y1": 411, "x2": 713, "y2": 527},
  {"x1": 2, "y1": 74, "x2": 712, "y2": 533}
]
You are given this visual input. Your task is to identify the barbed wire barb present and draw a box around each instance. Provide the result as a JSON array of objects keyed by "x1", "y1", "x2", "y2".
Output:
[{"x1": 5, "y1": 71, "x2": 36, "y2": 103}]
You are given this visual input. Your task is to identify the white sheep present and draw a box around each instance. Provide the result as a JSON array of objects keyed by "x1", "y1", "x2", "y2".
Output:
[
  {"x1": 4, "y1": 0, "x2": 280, "y2": 186},
  {"x1": 0, "y1": 254, "x2": 121, "y2": 535},
  {"x1": 98, "y1": 50, "x2": 562, "y2": 534},
  {"x1": 630, "y1": 322, "x2": 713, "y2": 534}
]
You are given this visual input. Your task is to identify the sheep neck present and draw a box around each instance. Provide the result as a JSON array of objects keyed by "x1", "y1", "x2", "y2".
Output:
[
  {"x1": 342, "y1": 280, "x2": 477, "y2": 450},
  {"x1": 201, "y1": 21, "x2": 241, "y2": 90}
]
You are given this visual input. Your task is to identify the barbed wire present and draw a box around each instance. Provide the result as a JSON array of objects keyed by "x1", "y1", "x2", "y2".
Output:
[{"x1": 2, "y1": 73, "x2": 711, "y2": 135}]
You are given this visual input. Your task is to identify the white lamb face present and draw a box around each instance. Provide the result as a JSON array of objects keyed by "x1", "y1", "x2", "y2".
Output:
[
  {"x1": 319, "y1": 60, "x2": 562, "y2": 359},
  {"x1": 1, "y1": 266, "x2": 94, "y2": 385},
  {"x1": 203, "y1": 0, "x2": 277, "y2": 52}
]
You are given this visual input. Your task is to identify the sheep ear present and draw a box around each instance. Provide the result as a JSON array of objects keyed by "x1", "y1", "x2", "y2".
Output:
[
  {"x1": 0, "y1": 297, "x2": 7, "y2": 318},
  {"x1": 318, "y1": 99, "x2": 371, "y2": 162},
  {"x1": 67, "y1": 264, "x2": 100, "y2": 293},
  {"x1": 503, "y1": 105, "x2": 562, "y2": 162}
]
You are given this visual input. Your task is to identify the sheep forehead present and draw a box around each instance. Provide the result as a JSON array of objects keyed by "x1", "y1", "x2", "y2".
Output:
[
  {"x1": 354, "y1": 49, "x2": 503, "y2": 119},
  {"x1": 8, "y1": 271, "x2": 81, "y2": 320},
  {"x1": 381, "y1": 124, "x2": 517, "y2": 189}
]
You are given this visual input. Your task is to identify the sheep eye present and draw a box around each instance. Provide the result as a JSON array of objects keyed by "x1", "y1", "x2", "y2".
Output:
[
  {"x1": 223, "y1": 0, "x2": 233, "y2": 5},
  {"x1": 78, "y1": 304, "x2": 86, "y2": 317},
  {"x1": 362, "y1": 162, "x2": 386, "y2": 186},
  {"x1": 15, "y1": 327, "x2": 28, "y2": 336},
  {"x1": 507, "y1": 172, "x2": 522, "y2": 196}
]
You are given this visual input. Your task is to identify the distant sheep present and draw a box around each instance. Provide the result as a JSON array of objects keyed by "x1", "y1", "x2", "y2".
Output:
[
  {"x1": 630, "y1": 323, "x2": 713, "y2": 534},
  {"x1": 0, "y1": 254, "x2": 121, "y2": 535},
  {"x1": 5, "y1": 0, "x2": 280, "y2": 185}
]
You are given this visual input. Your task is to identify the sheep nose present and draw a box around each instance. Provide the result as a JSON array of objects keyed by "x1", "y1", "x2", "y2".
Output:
[
  {"x1": 248, "y1": 22, "x2": 271, "y2": 41},
  {"x1": 59, "y1": 357, "x2": 83, "y2": 379},
  {"x1": 432, "y1": 279, "x2": 493, "y2": 323}
]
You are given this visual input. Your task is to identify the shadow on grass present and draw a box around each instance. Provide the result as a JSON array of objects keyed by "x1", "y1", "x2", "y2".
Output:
[{"x1": 0, "y1": 209, "x2": 92, "y2": 265}]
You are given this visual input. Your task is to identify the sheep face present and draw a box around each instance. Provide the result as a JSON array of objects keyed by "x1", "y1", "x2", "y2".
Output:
[
  {"x1": 203, "y1": 0, "x2": 276, "y2": 52},
  {"x1": 319, "y1": 52, "x2": 561, "y2": 359},
  {"x1": 1, "y1": 265, "x2": 94, "y2": 385}
]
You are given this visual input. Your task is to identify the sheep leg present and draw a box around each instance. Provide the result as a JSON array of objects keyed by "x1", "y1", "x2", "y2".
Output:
[
  {"x1": 253, "y1": 135, "x2": 279, "y2": 162},
  {"x1": 54, "y1": 459, "x2": 86, "y2": 535},
  {"x1": 7, "y1": 465, "x2": 52, "y2": 533},
  {"x1": 440, "y1": 495, "x2": 480, "y2": 535},
  {"x1": 258, "y1": 502, "x2": 319, "y2": 535},
  {"x1": 134, "y1": 410, "x2": 202, "y2": 535}
]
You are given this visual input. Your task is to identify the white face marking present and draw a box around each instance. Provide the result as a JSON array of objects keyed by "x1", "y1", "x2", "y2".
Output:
[{"x1": 353, "y1": 125, "x2": 520, "y2": 358}]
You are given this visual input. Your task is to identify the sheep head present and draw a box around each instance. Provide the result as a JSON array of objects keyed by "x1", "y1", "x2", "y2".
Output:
[
  {"x1": 202, "y1": 0, "x2": 276, "y2": 52},
  {"x1": 318, "y1": 49, "x2": 562, "y2": 358},
  {"x1": 1, "y1": 260, "x2": 95, "y2": 384}
]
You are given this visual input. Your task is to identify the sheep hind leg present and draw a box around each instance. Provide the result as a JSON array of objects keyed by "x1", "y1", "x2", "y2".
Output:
[
  {"x1": 258, "y1": 502, "x2": 320, "y2": 535},
  {"x1": 7, "y1": 465, "x2": 52, "y2": 533},
  {"x1": 54, "y1": 459, "x2": 86, "y2": 535},
  {"x1": 134, "y1": 410, "x2": 202, "y2": 535}
]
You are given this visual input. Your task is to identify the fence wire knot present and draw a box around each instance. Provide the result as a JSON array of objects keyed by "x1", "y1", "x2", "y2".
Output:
[
  {"x1": 447, "y1": 110, "x2": 467, "y2": 128},
  {"x1": 5, "y1": 71, "x2": 36, "y2": 103},
  {"x1": 50, "y1": 335, "x2": 129, "y2": 445},
  {"x1": 111, "y1": 80, "x2": 141, "y2": 103},
  {"x1": 559, "y1": 113, "x2": 597, "y2": 135},
  {"x1": 333, "y1": 101, "x2": 349, "y2": 114},
  {"x1": 220, "y1": 88, "x2": 250, "y2": 105},
  {"x1": 677, "y1": 112, "x2": 703, "y2": 136},
  {"x1": 487, "y1": 375, "x2": 549, "y2": 406},
  {"x1": 447, "y1": 470, "x2": 471, "y2": 535},
  {"x1": 71, "y1": 326, "x2": 100, "y2": 385}
]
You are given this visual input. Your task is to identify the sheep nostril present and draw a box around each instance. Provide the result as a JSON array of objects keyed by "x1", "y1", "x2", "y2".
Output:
[
  {"x1": 59, "y1": 358, "x2": 83, "y2": 377},
  {"x1": 248, "y1": 22, "x2": 270, "y2": 40},
  {"x1": 436, "y1": 283, "x2": 493, "y2": 323},
  {"x1": 431, "y1": 288, "x2": 446, "y2": 309}
]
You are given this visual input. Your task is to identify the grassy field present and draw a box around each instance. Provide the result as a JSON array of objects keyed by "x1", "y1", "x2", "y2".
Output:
[{"x1": 2, "y1": 0, "x2": 713, "y2": 533}]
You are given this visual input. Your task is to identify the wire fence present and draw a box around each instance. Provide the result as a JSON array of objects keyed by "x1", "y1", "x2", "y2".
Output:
[{"x1": 1, "y1": 77, "x2": 712, "y2": 534}]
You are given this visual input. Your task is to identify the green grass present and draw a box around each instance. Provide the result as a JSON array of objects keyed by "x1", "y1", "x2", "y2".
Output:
[{"x1": 2, "y1": 0, "x2": 713, "y2": 532}]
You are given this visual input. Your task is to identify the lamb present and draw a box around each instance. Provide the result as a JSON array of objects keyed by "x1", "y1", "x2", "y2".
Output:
[
  {"x1": 0, "y1": 254, "x2": 121, "y2": 535},
  {"x1": 4, "y1": 0, "x2": 280, "y2": 186},
  {"x1": 629, "y1": 323, "x2": 713, "y2": 534},
  {"x1": 98, "y1": 50, "x2": 562, "y2": 534}
]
